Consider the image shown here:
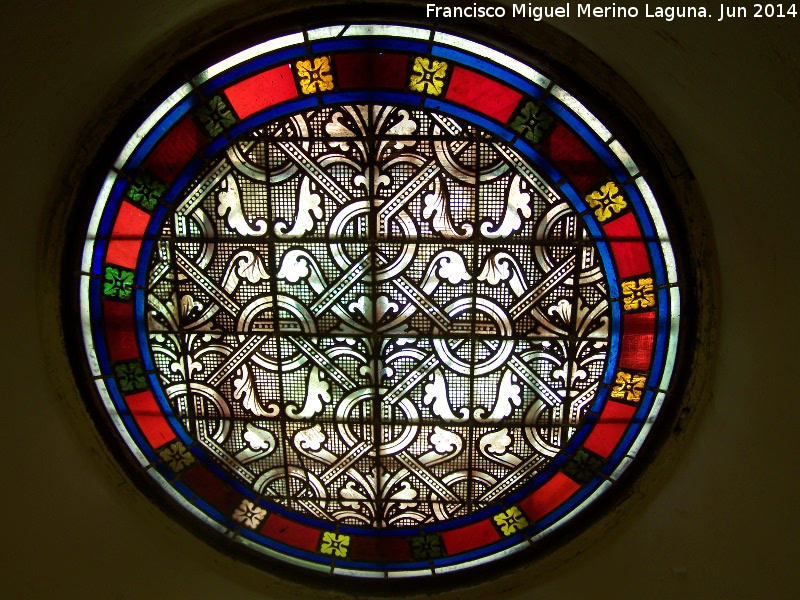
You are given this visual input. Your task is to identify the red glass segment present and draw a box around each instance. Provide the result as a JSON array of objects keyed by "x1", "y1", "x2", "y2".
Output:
[
  {"x1": 143, "y1": 117, "x2": 207, "y2": 183},
  {"x1": 602, "y1": 212, "x2": 650, "y2": 278},
  {"x1": 444, "y1": 66, "x2": 523, "y2": 122},
  {"x1": 619, "y1": 311, "x2": 656, "y2": 370},
  {"x1": 349, "y1": 535, "x2": 412, "y2": 562},
  {"x1": 519, "y1": 473, "x2": 581, "y2": 522},
  {"x1": 259, "y1": 514, "x2": 321, "y2": 552},
  {"x1": 224, "y1": 64, "x2": 298, "y2": 119},
  {"x1": 539, "y1": 124, "x2": 606, "y2": 193},
  {"x1": 335, "y1": 53, "x2": 408, "y2": 90},
  {"x1": 441, "y1": 518, "x2": 501, "y2": 555},
  {"x1": 103, "y1": 300, "x2": 138, "y2": 362},
  {"x1": 125, "y1": 390, "x2": 176, "y2": 448},
  {"x1": 583, "y1": 401, "x2": 637, "y2": 458},
  {"x1": 105, "y1": 201, "x2": 150, "y2": 269},
  {"x1": 181, "y1": 464, "x2": 242, "y2": 514}
]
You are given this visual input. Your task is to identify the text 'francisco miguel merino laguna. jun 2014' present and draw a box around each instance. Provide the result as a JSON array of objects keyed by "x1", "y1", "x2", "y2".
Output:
[{"x1": 426, "y1": 3, "x2": 797, "y2": 21}]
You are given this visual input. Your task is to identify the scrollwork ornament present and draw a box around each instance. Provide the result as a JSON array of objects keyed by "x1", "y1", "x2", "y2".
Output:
[{"x1": 144, "y1": 103, "x2": 610, "y2": 526}]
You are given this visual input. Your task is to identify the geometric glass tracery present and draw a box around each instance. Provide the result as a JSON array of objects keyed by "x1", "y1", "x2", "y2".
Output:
[
  {"x1": 72, "y1": 19, "x2": 686, "y2": 583},
  {"x1": 146, "y1": 104, "x2": 609, "y2": 524}
]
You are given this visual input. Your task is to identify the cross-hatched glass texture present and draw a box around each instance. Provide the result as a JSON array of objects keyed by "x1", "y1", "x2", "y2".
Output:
[{"x1": 145, "y1": 104, "x2": 610, "y2": 525}]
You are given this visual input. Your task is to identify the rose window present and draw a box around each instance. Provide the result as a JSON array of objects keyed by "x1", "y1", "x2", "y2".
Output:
[{"x1": 69, "y1": 18, "x2": 686, "y2": 585}]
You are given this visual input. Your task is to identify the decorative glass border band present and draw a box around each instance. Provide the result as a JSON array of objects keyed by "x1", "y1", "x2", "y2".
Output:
[{"x1": 78, "y1": 23, "x2": 681, "y2": 577}]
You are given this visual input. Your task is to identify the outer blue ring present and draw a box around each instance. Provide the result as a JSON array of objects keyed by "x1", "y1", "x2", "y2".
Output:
[{"x1": 85, "y1": 33, "x2": 676, "y2": 571}]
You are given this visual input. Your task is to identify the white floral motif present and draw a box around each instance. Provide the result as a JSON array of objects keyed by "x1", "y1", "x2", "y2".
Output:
[{"x1": 232, "y1": 499, "x2": 267, "y2": 529}]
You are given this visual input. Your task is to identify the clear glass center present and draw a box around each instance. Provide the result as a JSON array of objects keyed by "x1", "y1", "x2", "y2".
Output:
[{"x1": 145, "y1": 104, "x2": 609, "y2": 527}]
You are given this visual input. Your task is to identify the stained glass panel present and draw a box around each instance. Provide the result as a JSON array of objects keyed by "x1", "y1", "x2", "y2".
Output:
[{"x1": 70, "y1": 20, "x2": 685, "y2": 583}]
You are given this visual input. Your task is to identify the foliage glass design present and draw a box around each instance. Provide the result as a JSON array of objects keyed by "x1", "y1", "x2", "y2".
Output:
[{"x1": 145, "y1": 104, "x2": 609, "y2": 524}]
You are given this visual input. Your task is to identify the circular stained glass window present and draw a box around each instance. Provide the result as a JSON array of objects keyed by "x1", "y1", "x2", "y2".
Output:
[{"x1": 67, "y1": 14, "x2": 689, "y2": 586}]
